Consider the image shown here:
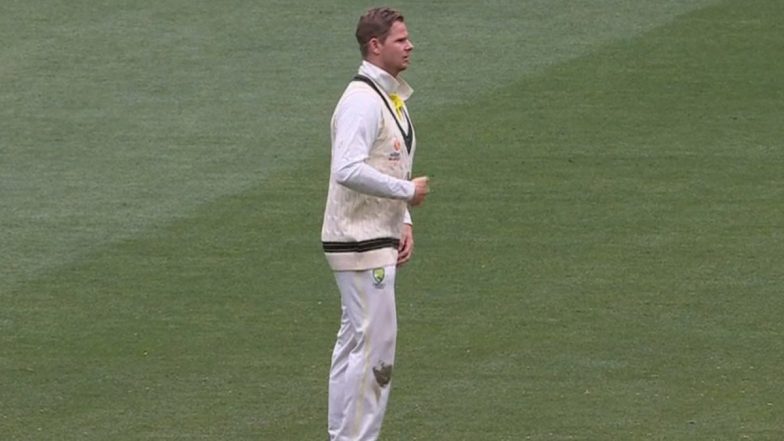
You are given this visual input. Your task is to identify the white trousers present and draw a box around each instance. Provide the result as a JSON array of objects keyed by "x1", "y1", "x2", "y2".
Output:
[{"x1": 328, "y1": 265, "x2": 397, "y2": 441}]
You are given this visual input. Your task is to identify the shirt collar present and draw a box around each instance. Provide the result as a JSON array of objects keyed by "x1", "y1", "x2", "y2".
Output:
[{"x1": 358, "y1": 60, "x2": 413, "y2": 101}]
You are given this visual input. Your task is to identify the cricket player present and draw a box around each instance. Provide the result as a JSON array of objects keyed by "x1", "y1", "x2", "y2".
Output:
[{"x1": 320, "y1": 6, "x2": 430, "y2": 441}]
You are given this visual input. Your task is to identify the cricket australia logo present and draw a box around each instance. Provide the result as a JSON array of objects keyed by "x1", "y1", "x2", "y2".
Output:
[{"x1": 372, "y1": 268, "x2": 385, "y2": 287}]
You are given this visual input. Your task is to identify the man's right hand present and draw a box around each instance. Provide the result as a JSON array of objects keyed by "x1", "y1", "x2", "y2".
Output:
[{"x1": 410, "y1": 176, "x2": 430, "y2": 207}]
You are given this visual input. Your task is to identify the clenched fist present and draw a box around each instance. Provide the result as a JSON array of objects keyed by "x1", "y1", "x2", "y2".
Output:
[{"x1": 410, "y1": 176, "x2": 430, "y2": 207}]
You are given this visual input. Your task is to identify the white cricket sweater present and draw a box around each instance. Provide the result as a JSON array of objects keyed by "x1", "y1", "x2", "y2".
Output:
[{"x1": 321, "y1": 62, "x2": 417, "y2": 271}]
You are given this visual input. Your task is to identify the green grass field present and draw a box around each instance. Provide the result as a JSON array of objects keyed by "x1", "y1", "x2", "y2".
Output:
[{"x1": 2, "y1": 1, "x2": 783, "y2": 439}]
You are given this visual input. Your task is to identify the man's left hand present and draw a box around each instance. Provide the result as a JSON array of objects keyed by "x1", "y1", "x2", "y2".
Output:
[{"x1": 397, "y1": 224, "x2": 414, "y2": 267}]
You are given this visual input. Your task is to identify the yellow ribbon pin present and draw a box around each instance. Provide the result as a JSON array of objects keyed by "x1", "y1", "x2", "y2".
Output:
[{"x1": 389, "y1": 93, "x2": 404, "y2": 119}]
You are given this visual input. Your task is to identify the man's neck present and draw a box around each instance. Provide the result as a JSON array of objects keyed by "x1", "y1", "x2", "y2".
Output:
[{"x1": 364, "y1": 58, "x2": 399, "y2": 79}]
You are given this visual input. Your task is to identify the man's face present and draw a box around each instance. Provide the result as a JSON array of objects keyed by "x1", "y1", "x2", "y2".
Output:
[{"x1": 376, "y1": 21, "x2": 414, "y2": 77}]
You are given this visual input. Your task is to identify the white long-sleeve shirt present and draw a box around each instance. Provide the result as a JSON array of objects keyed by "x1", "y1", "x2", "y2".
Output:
[
  {"x1": 321, "y1": 61, "x2": 417, "y2": 270},
  {"x1": 331, "y1": 61, "x2": 414, "y2": 224}
]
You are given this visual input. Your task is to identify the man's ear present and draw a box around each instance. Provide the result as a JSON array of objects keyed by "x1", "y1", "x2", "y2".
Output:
[{"x1": 368, "y1": 37, "x2": 382, "y2": 55}]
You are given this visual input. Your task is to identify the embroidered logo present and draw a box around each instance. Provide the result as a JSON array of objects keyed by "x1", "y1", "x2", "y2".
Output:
[
  {"x1": 372, "y1": 268, "x2": 385, "y2": 287},
  {"x1": 388, "y1": 139, "x2": 402, "y2": 161}
]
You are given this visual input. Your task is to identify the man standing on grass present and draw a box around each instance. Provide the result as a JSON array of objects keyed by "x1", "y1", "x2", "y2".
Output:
[{"x1": 320, "y1": 6, "x2": 429, "y2": 441}]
